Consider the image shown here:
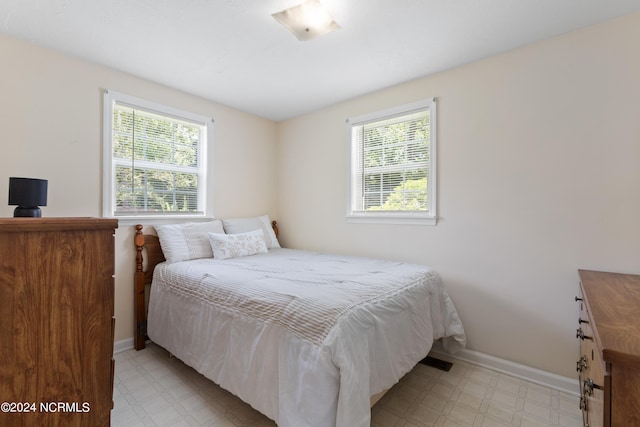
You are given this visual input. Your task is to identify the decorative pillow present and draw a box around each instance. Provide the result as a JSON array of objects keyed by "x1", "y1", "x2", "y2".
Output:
[
  {"x1": 155, "y1": 220, "x2": 225, "y2": 263},
  {"x1": 222, "y1": 214, "x2": 280, "y2": 249},
  {"x1": 208, "y1": 229, "x2": 268, "y2": 260}
]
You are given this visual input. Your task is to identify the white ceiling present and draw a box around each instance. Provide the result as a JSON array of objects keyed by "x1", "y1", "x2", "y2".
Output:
[{"x1": 1, "y1": 1, "x2": 639, "y2": 121}]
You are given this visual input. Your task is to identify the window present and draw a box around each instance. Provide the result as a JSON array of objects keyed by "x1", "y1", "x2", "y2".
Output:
[
  {"x1": 346, "y1": 98, "x2": 437, "y2": 225},
  {"x1": 103, "y1": 90, "x2": 212, "y2": 218}
]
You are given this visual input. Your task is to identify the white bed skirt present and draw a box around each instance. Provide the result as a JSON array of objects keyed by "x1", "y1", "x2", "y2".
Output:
[{"x1": 148, "y1": 248, "x2": 465, "y2": 427}]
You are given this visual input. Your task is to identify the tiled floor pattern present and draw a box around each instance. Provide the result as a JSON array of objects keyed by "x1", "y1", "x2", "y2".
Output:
[{"x1": 112, "y1": 343, "x2": 582, "y2": 427}]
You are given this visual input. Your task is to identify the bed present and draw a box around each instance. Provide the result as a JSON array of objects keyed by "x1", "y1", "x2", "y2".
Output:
[{"x1": 133, "y1": 217, "x2": 466, "y2": 427}]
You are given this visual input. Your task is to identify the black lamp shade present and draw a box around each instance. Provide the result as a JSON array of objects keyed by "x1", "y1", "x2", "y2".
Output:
[{"x1": 8, "y1": 177, "x2": 48, "y2": 217}]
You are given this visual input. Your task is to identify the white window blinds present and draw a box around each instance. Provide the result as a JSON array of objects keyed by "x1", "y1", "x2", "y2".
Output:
[
  {"x1": 103, "y1": 90, "x2": 211, "y2": 217},
  {"x1": 347, "y1": 98, "x2": 436, "y2": 224}
]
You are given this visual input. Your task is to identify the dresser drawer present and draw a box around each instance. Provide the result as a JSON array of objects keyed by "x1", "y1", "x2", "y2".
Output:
[
  {"x1": 577, "y1": 291, "x2": 605, "y2": 385},
  {"x1": 577, "y1": 284, "x2": 607, "y2": 427}
]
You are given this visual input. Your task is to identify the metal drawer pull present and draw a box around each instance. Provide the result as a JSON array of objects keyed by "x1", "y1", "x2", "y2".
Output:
[
  {"x1": 579, "y1": 395, "x2": 587, "y2": 410},
  {"x1": 575, "y1": 296, "x2": 583, "y2": 302},
  {"x1": 576, "y1": 355, "x2": 588, "y2": 372},
  {"x1": 576, "y1": 327, "x2": 592, "y2": 341},
  {"x1": 583, "y1": 378, "x2": 602, "y2": 396},
  {"x1": 578, "y1": 318, "x2": 589, "y2": 325},
  {"x1": 579, "y1": 396, "x2": 591, "y2": 427}
]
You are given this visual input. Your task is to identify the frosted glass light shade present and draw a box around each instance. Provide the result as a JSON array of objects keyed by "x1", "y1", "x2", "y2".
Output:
[{"x1": 272, "y1": 0, "x2": 340, "y2": 41}]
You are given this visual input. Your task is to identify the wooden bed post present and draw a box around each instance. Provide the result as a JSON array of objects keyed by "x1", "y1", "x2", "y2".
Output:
[{"x1": 134, "y1": 224, "x2": 147, "y2": 350}]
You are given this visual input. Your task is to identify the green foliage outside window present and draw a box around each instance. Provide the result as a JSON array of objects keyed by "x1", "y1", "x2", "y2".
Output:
[
  {"x1": 113, "y1": 107, "x2": 201, "y2": 214},
  {"x1": 361, "y1": 113, "x2": 430, "y2": 212},
  {"x1": 367, "y1": 178, "x2": 427, "y2": 211}
]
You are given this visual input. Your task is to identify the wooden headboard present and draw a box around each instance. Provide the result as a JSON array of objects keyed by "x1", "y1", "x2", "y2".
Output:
[{"x1": 133, "y1": 221, "x2": 279, "y2": 350}]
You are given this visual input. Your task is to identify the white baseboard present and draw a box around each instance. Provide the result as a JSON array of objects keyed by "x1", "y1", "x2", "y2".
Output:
[
  {"x1": 114, "y1": 337, "x2": 134, "y2": 354},
  {"x1": 429, "y1": 345, "x2": 579, "y2": 397}
]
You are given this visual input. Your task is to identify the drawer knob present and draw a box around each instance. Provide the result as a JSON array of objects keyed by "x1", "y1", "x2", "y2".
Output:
[
  {"x1": 583, "y1": 378, "x2": 602, "y2": 396},
  {"x1": 575, "y1": 296, "x2": 583, "y2": 302},
  {"x1": 576, "y1": 328, "x2": 592, "y2": 341},
  {"x1": 578, "y1": 318, "x2": 589, "y2": 325},
  {"x1": 576, "y1": 355, "x2": 588, "y2": 373}
]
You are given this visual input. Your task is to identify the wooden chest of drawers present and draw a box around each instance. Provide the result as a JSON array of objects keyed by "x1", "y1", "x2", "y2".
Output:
[
  {"x1": 0, "y1": 218, "x2": 117, "y2": 427},
  {"x1": 576, "y1": 270, "x2": 640, "y2": 426}
]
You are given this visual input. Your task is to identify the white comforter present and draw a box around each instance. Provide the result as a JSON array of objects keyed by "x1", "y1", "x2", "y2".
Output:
[{"x1": 147, "y1": 248, "x2": 465, "y2": 427}]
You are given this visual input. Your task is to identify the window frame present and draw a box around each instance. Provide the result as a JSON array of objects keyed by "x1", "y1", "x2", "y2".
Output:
[
  {"x1": 345, "y1": 98, "x2": 437, "y2": 225},
  {"x1": 102, "y1": 89, "x2": 213, "y2": 220}
]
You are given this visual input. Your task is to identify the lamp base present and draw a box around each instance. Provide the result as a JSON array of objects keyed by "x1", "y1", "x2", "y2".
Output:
[{"x1": 14, "y1": 206, "x2": 42, "y2": 217}]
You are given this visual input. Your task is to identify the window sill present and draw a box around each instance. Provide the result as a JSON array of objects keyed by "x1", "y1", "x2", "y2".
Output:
[
  {"x1": 106, "y1": 215, "x2": 215, "y2": 227},
  {"x1": 346, "y1": 214, "x2": 437, "y2": 226}
]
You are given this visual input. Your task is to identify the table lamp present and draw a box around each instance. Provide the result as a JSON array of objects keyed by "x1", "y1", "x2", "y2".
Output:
[{"x1": 8, "y1": 177, "x2": 48, "y2": 217}]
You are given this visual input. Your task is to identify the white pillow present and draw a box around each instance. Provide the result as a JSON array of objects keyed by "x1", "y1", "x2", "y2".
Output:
[
  {"x1": 222, "y1": 214, "x2": 280, "y2": 249},
  {"x1": 155, "y1": 220, "x2": 225, "y2": 263},
  {"x1": 208, "y1": 229, "x2": 268, "y2": 260}
]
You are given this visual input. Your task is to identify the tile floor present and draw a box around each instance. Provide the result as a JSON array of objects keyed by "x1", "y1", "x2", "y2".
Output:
[{"x1": 112, "y1": 343, "x2": 583, "y2": 427}]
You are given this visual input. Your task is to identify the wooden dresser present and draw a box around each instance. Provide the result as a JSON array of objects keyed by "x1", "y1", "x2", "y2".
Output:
[
  {"x1": 576, "y1": 270, "x2": 640, "y2": 426},
  {"x1": 0, "y1": 218, "x2": 118, "y2": 427}
]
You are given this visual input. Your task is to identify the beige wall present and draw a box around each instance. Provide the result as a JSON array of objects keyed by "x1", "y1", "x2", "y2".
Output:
[
  {"x1": 276, "y1": 12, "x2": 640, "y2": 378},
  {"x1": 0, "y1": 34, "x2": 278, "y2": 343}
]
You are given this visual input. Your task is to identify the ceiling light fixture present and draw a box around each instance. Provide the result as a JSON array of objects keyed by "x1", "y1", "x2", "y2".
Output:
[{"x1": 272, "y1": 0, "x2": 340, "y2": 41}]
